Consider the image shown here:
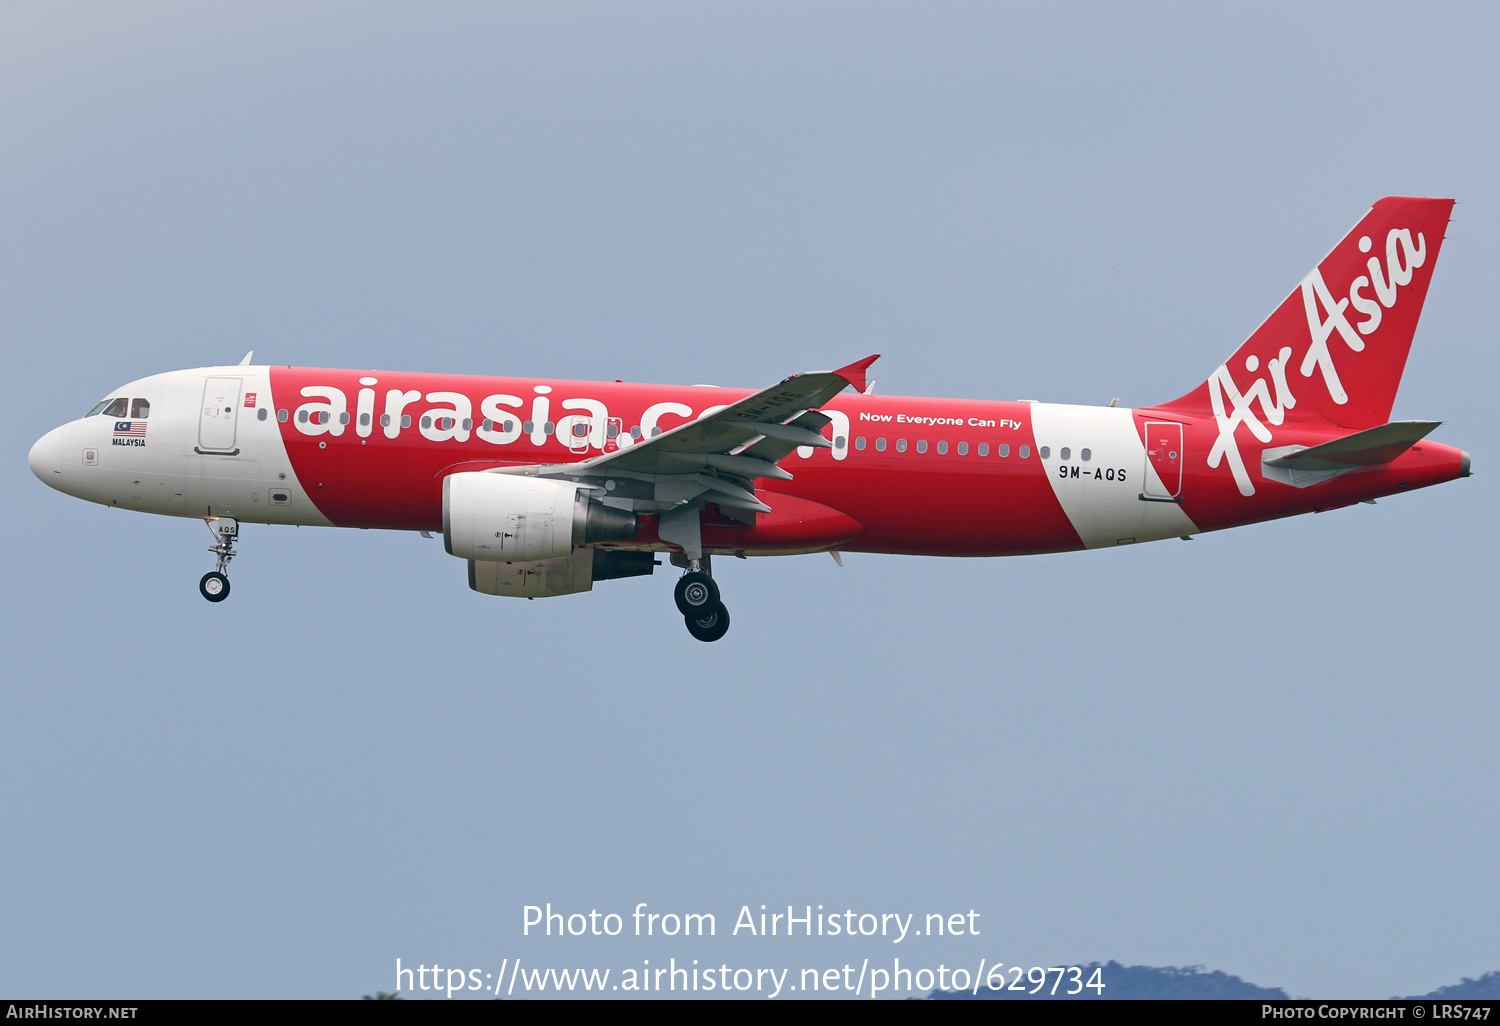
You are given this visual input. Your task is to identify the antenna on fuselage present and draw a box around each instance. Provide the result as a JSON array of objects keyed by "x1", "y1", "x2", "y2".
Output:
[{"x1": 238, "y1": 351, "x2": 254, "y2": 366}]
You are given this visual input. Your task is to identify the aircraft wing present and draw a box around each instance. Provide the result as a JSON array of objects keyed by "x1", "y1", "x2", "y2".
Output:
[{"x1": 554, "y1": 355, "x2": 878, "y2": 513}]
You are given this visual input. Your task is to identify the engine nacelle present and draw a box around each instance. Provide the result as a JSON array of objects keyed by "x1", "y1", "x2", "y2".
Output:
[
  {"x1": 468, "y1": 548, "x2": 659, "y2": 599},
  {"x1": 469, "y1": 550, "x2": 595, "y2": 597},
  {"x1": 442, "y1": 470, "x2": 637, "y2": 562}
]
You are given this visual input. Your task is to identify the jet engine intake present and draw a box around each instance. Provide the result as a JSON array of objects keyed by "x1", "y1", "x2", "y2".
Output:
[{"x1": 443, "y1": 471, "x2": 637, "y2": 562}]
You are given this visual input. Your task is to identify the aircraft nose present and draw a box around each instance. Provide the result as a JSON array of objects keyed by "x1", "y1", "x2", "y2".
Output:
[{"x1": 28, "y1": 427, "x2": 64, "y2": 489}]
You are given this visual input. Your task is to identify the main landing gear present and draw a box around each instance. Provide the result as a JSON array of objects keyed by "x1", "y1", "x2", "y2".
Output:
[
  {"x1": 199, "y1": 517, "x2": 238, "y2": 603},
  {"x1": 674, "y1": 556, "x2": 729, "y2": 642},
  {"x1": 685, "y1": 601, "x2": 730, "y2": 643}
]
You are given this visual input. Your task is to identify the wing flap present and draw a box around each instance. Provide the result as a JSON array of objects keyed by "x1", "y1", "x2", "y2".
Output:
[{"x1": 738, "y1": 411, "x2": 835, "y2": 464}]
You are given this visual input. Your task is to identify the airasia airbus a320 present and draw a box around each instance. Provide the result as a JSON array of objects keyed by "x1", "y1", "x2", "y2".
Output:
[{"x1": 29, "y1": 197, "x2": 1470, "y2": 641}]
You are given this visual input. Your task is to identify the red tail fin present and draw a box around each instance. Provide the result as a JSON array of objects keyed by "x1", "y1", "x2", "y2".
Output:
[{"x1": 1161, "y1": 197, "x2": 1454, "y2": 430}]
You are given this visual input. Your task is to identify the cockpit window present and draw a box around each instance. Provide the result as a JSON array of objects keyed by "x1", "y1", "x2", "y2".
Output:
[
  {"x1": 86, "y1": 399, "x2": 113, "y2": 417},
  {"x1": 101, "y1": 398, "x2": 129, "y2": 418},
  {"x1": 131, "y1": 398, "x2": 150, "y2": 419}
]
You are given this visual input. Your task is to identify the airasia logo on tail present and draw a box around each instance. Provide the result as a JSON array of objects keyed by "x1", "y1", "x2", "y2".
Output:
[
  {"x1": 1208, "y1": 227, "x2": 1427, "y2": 496},
  {"x1": 1300, "y1": 228, "x2": 1426, "y2": 405}
]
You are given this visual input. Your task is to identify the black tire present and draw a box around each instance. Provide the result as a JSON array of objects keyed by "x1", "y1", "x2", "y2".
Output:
[
  {"x1": 684, "y1": 602, "x2": 730, "y2": 642},
  {"x1": 673, "y1": 571, "x2": 720, "y2": 615},
  {"x1": 199, "y1": 571, "x2": 230, "y2": 602}
]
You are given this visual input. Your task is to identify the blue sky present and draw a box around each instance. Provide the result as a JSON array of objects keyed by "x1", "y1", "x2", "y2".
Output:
[{"x1": 2, "y1": 2, "x2": 1496, "y2": 998}]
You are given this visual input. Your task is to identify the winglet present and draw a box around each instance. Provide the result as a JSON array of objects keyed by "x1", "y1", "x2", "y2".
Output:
[{"x1": 833, "y1": 354, "x2": 880, "y2": 395}]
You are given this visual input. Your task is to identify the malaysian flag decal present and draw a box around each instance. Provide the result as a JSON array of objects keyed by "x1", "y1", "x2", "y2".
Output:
[{"x1": 113, "y1": 421, "x2": 146, "y2": 438}]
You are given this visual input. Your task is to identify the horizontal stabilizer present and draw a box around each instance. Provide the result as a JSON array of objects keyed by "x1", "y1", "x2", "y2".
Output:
[{"x1": 1264, "y1": 421, "x2": 1441, "y2": 473}]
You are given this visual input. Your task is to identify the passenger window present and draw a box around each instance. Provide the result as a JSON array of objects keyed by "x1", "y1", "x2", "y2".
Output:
[
  {"x1": 298, "y1": 410, "x2": 310, "y2": 423},
  {"x1": 937, "y1": 441, "x2": 948, "y2": 454},
  {"x1": 277, "y1": 409, "x2": 289, "y2": 422},
  {"x1": 103, "y1": 398, "x2": 129, "y2": 418},
  {"x1": 86, "y1": 399, "x2": 113, "y2": 417},
  {"x1": 978, "y1": 443, "x2": 989, "y2": 456},
  {"x1": 359, "y1": 413, "x2": 371, "y2": 426},
  {"x1": 834, "y1": 435, "x2": 846, "y2": 450},
  {"x1": 875, "y1": 438, "x2": 887, "y2": 452},
  {"x1": 1060, "y1": 447, "x2": 1070, "y2": 460},
  {"x1": 380, "y1": 414, "x2": 391, "y2": 427},
  {"x1": 421, "y1": 416, "x2": 432, "y2": 429},
  {"x1": 896, "y1": 439, "x2": 908, "y2": 453},
  {"x1": 401, "y1": 415, "x2": 412, "y2": 429},
  {"x1": 956, "y1": 442, "x2": 966, "y2": 455},
  {"x1": 339, "y1": 412, "x2": 351, "y2": 425},
  {"x1": 131, "y1": 399, "x2": 150, "y2": 419},
  {"x1": 1039, "y1": 446, "x2": 1051, "y2": 459},
  {"x1": 462, "y1": 418, "x2": 473, "y2": 431},
  {"x1": 1019, "y1": 445, "x2": 1030, "y2": 458},
  {"x1": 1081, "y1": 448, "x2": 1092, "y2": 461},
  {"x1": 607, "y1": 423, "x2": 620, "y2": 438},
  {"x1": 631, "y1": 426, "x2": 643, "y2": 439},
  {"x1": 916, "y1": 440, "x2": 927, "y2": 453},
  {"x1": 544, "y1": 421, "x2": 555, "y2": 435},
  {"x1": 855, "y1": 437, "x2": 867, "y2": 451},
  {"x1": 257, "y1": 408, "x2": 268, "y2": 421}
]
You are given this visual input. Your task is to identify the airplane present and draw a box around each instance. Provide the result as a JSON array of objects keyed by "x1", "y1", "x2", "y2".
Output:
[{"x1": 28, "y1": 196, "x2": 1470, "y2": 641}]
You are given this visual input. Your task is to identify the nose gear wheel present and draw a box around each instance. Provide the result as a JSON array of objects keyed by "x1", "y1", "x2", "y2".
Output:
[{"x1": 199, "y1": 572, "x2": 230, "y2": 602}]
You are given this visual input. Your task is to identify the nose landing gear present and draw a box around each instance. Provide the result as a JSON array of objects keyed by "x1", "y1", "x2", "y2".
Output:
[
  {"x1": 674, "y1": 556, "x2": 729, "y2": 642},
  {"x1": 200, "y1": 517, "x2": 238, "y2": 603}
]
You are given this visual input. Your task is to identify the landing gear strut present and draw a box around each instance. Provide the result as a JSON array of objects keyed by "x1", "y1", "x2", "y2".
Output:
[
  {"x1": 674, "y1": 555, "x2": 729, "y2": 642},
  {"x1": 200, "y1": 517, "x2": 237, "y2": 603}
]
